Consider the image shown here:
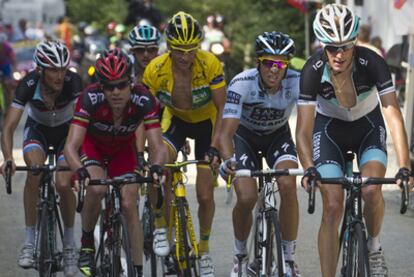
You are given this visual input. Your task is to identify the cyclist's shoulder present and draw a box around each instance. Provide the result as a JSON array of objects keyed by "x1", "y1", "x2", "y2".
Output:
[
  {"x1": 15, "y1": 70, "x2": 40, "y2": 94},
  {"x1": 146, "y1": 52, "x2": 170, "y2": 72},
  {"x1": 194, "y1": 49, "x2": 221, "y2": 67},
  {"x1": 77, "y1": 83, "x2": 105, "y2": 109},
  {"x1": 228, "y1": 68, "x2": 258, "y2": 88}
]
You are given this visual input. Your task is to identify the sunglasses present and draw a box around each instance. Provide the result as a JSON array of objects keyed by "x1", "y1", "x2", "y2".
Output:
[
  {"x1": 324, "y1": 42, "x2": 355, "y2": 53},
  {"x1": 102, "y1": 80, "x2": 130, "y2": 91},
  {"x1": 131, "y1": 46, "x2": 159, "y2": 55},
  {"x1": 258, "y1": 57, "x2": 289, "y2": 70},
  {"x1": 170, "y1": 44, "x2": 199, "y2": 53}
]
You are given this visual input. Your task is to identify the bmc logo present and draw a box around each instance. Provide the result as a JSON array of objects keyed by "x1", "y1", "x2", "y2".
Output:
[{"x1": 131, "y1": 94, "x2": 150, "y2": 107}]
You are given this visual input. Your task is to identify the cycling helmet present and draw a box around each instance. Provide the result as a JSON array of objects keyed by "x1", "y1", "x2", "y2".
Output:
[
  {"x1": 313, "y1": 4, "x2": 360, "y2": 44},
  {"x1": 95, "y1": 48, "x2": 132, "y2": 82},
  {"x1": 129, "y1": 25, "x2": 161, "y2": 47},
  {"x1": 165, "y1": 11, "x2": 203, "y2": 45},
  {"x1": 255, "y1": 31, "x2": 295, "y2": 58},
  {"x1": 34, "y1": 40, "x2": 70, "y2": 68}
]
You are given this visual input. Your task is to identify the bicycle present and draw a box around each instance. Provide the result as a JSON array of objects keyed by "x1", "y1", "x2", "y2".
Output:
[
  {"x1": 4, "y1": 148, "x2": 70, "y2": 277},
  {"x1": 161, "y1": 159, "x2": 213, "y2": 277},
  {"x1": 231, "y1": 167, "x2": 303, "y2": 277},
  {"x1": 77, "y1": 173, "x2": 153, "y2": 277},
  {"x1": 307, "y1": 152, "x2": 410, "y2": 277}
]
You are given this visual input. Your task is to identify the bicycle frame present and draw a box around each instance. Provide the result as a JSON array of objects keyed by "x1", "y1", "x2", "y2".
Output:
[
  {"x1": 164, "y1": 160, "x2": 210, "y2": 275},
  {"x1": 5, "y1": 148, "x2": 67, "y2": 276}
]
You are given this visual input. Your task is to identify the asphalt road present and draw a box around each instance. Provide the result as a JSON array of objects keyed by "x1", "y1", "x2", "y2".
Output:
[{"x1": 1, "y1": 113, "x2": 413, "y2": 277}]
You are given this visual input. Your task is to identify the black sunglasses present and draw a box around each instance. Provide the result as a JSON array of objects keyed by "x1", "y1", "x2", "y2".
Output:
[
  {"x1": 102, "y1": 80, "x2": 130, "y2": 91},
  {"x1": 325, "y1": 42, "x2": 355, "y2": 53},
  {"x1": 132, "y1": 46, "x2": 159, "y2": 55}
]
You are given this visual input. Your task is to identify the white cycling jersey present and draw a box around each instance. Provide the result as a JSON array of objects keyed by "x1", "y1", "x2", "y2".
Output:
[{"x1": 223, "y1": 68, "x2": 300, "y2": 135}]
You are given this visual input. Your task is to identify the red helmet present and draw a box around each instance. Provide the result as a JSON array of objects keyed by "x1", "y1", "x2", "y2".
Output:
[{"x1": 95, "y1": 48, "x2": 132, "y2": 82}]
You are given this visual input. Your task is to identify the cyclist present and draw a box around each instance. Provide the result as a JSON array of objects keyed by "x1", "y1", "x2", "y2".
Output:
[
  {"x1": 0, "y1": 40, "x2": 83, "y2": 276},
  {"x1": 128, "y1": 24, "x2": 161, "y2": 84},
  {"x1": 63, "y1": 48, "x2": 167, "y2": 277},
  {"x1": 219, "y1": 31, "x2": 301, "y2": 277},
  {"x1": 296, "y1": 4, "x2": 413, "y2": 277},
  {"x1": 143, "y1": 11, "x2": 226, "y2": 277}
]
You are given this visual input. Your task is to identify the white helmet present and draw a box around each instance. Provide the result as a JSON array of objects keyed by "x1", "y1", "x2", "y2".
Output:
[
  {"x1": 34, "y1": 40, "x2": 70, "y2": 68},
  {"x1": 313, "y1": 4, "x2": 360, "y2": 44}
]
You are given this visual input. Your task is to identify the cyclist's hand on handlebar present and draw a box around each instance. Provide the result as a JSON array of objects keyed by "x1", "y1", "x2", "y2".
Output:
[
  {"x1": 73, "y1": 167, "x2": 90, "y2": 192},
  {"x1": 205, "y1": 146, "x2": 221, "y2": 168},
  {"x1": 301, "y1": 166, "x2": 321, "y2": 192},
  {"x1": 219, "y1": 157, "x2": 236, "y2": 181},
  {"x1": 1, "y1": 160, "x2": 16, "y2": 177},
  {"x1": 150, "y1": 164, "x2": 165, "y2": 186},
  {"x1": 395, "y1": 167, "x2": 413, "y2": 190}
]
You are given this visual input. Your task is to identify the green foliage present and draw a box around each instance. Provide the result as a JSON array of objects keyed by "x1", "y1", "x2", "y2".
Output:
[
  {"x1": 65, "y1": 0, "x2": 308, "y2": 77},
  {"x1": 66, "y1": 0, "x2": 128, "y2": 32}
]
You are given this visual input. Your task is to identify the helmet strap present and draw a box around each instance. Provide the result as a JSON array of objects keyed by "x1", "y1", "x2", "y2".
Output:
[{"x1": 40, "y1": 69, "x2": 59, "y2": 95}]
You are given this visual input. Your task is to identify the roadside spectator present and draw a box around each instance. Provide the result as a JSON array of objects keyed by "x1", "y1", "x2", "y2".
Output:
[
  {"x1": 25, "y1": 21, "x2": 45, "y2": 41},
  {"x1": 12, "y1": 19, "x2": 28, "y2": 41},
  {"x1": 125, "y1": 0, "x2": 162, "y2": 29},
  {"x1": 356, "y1": 24, "x2": 382, "y2": 56},
  {"x1": 371, "y1": 36, "x2": 387, "y2": 59},
  {"x1": 54, "y1": 16, "x2": 75, "y2": 51}
]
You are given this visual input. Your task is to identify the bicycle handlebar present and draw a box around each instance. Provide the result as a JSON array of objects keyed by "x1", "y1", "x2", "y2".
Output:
[
  {"x1": 4, "y1": 164, "x2": 70, "y2": 195},
  {"x1": 308, "y1": 176, "x2": 410, "y2": 215},
  {"x1": 76, "y1": 174, "x2": 154, "y2": 213},
  {"x1": 233, "y1": 168, "x2": 304, "y2": 178},
  {"x1": 164, "y1": 159, "x2": 210, "y2": 170}
]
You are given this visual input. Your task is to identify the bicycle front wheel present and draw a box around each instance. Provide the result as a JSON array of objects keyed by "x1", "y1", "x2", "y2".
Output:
[
  {"x1": 142, "y1": 199, "x2": 158, "y2": 277},
  {"x1": 268, "y1": 210, "x2": 284, "y2": 277},
  {"x1": 177, "y1": 197, "x2": 192, "y2": 277},
  {"x1": 38, "y1": 202, "x2": 56, "y2": 277},
  {"x1": 111, "y1": 214, "x2": 134, "y2": 277},
  {"x1": 343, "y1": 222, "x2": 370, "y2": 277}
]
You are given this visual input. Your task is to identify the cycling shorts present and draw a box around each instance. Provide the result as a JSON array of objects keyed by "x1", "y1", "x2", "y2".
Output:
[
  {"x1": 80, "y1": 134, "x2": 138, "y2": 178},
  {"x1": 162, "y1": 115, "x2": 213, "y2": 160},
  {"x1": 313, "y1": 105, "x2": 387, "y2": 178},
  {"x1": 23, "y1": 116, "x2": 69, "y2": 161},
  {"x1": 234, "y1": 124, "x2": 298, "y2": 170},
  {"x1": 0, "y1": 63, "x2": 12, "y2": 78}
]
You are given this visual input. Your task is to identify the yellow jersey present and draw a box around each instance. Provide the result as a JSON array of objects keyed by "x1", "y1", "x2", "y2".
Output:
[{"x1": 143, "y1": 50, "x2": 226, "y2": 123}]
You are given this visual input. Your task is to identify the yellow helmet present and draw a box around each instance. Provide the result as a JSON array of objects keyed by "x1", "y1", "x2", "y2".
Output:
[{"x1": 165, "y1": 11, "x2": 203, "y2": 46}]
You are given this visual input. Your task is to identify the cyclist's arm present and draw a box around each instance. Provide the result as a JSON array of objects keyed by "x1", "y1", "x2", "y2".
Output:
[
  {"x1": 295, "y1": 104, "x2": 316, "y2": 169},
  {"x1": 145, "y1": 126, "x2": 167, "y2": 166},
  {"x1": 380, "y1": 92, "x2": 411, "y2": 169},
  {"x1": 64, "y1": 124, "x2": 87, "y2": 171},
  {"x1": 1, "y1": 106, "x2": 24, "y2": 161},
  {"x1": 219, "y1": 118, "x2": 239, "y2": 160},
  {"x1": 210, "y1": 85, "x2": 226, "y2": 148},
  {"x1": 135, "y1": 122, "x2": 146, "y2": 153}
]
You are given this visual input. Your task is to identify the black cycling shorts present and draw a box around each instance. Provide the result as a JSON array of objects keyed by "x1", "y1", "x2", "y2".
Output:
[
  {"x1": 234, "y1": 124, "x2": 297, "y2": 170},
  {"x1": 162, "y1": 115, "x2": 213, "y2": 160},
  {"x1": 23, "y1": 116, "x2": 70, "y2": 159},
  {"x1": 313, "y1": 105, "x2": 387, "y2": 177}
]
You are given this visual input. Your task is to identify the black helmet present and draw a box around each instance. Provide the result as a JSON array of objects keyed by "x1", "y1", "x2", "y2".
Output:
[{"x1": 255, "y1": 31, "x2": 295, "y2": 58}]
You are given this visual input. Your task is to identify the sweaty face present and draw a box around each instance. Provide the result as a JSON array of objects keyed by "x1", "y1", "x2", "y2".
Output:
[
  {"x1": 43, "y1": 67, "x2": 67, "y2": 92},
  {"x1": 169, "y1": 43, "x2": 199, "y2": 70},
  {"x1": 325, "y1": 41, "x2": 355, "y2": 73},
  {"x1": 131, "y1": 45, "x2": 159, "y2": 69},
  {"x1": 102, "y1": 77, "x2": 132, "y2": 110},
  {"x1": 258, "y1": 54, "x2": 289, "y2": 89}
]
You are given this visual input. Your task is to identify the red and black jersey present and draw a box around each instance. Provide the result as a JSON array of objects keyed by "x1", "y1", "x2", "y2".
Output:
[{"x1": 72, "y1": 82, "x2": 161, "y2": 148}]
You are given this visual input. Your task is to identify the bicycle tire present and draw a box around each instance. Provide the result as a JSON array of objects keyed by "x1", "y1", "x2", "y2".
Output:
[
  {"x1": 268, "y1": 210, "x2": 284, "y2": 277},
  {"x1": 111, "y1": 214, "x2": 134, "y2": 277},
  {"x1": 38, "y1": 202, "x2": 54, "y2": 277},
  {"x1": 96, "y1": 209, "x2": 110, "y2": 277},
  {"x1": 343, "y1": 222, "x2": 370, "y2": 277},
  {"x1": 142, "y1": 199, "x2": 158, "y2": 277},
  {"x1": 177, "y1": 197, "x2": 192, "y2": 277}
]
